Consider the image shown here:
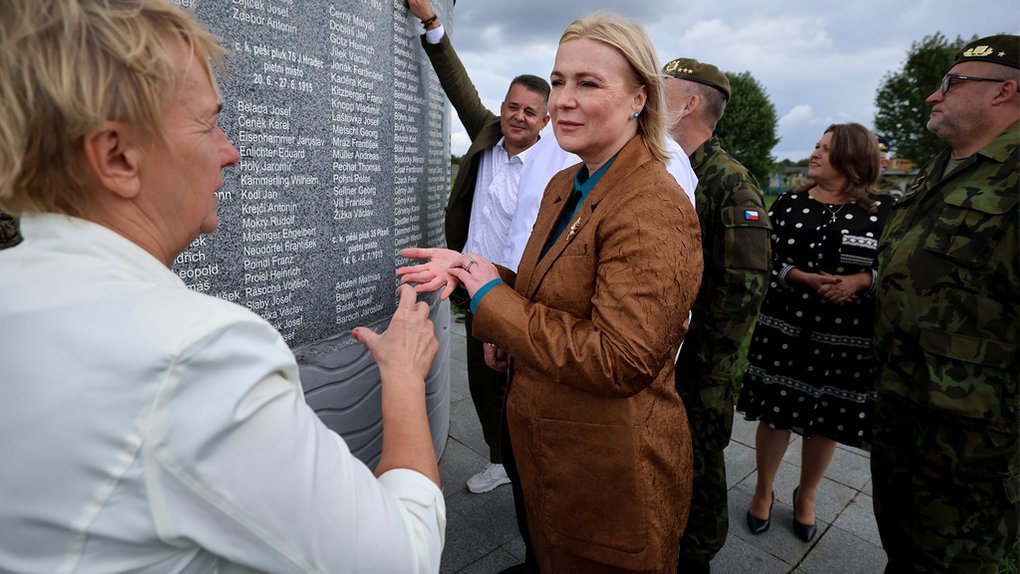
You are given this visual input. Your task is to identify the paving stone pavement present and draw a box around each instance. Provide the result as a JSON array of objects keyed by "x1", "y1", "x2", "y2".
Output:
[{"x1": 438, "y1": 311, "x2": 888, "y2": 573}]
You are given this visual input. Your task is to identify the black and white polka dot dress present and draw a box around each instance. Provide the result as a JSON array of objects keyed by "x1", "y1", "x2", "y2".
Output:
[{"x1": 736, "y1": 190, "x2": 890, "y2": 448}]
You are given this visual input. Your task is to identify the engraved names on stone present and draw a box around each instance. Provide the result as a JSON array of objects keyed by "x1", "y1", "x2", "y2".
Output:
[
  {"x1": 175, "y1": 0, "x2": 322, "y2": 343},
  {"x1": 231, "y1": 41, "x2": 322, "y2": 343},
  {"x1": 330, "y1": 2, "x2": 386, "y2": 328},
  {"x1": 423, "y1": 66, "x2": 448, "y2": 248},
  {"x1": 230, "y1": 0, "x2": 299, "y2": 35},
  {"x1": 391, "y1": 0, "x2": 424, "y2": 252},
  {"x1": 170, "y1": 0, "x2": 451, "y2": 348}
]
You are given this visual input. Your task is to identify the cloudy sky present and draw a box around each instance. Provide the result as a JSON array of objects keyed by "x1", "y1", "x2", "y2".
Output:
[{"x1": 435, "y1": 0, "x2": 1018, "y2": 161}]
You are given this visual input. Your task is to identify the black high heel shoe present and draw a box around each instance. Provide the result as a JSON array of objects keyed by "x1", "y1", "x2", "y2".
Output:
[
  {"x1": 746, "y1": 491, "x2": 775, "y2": 535},
  {"x1": 792, "y1": 486, "x2": 818, "y2": 542}
]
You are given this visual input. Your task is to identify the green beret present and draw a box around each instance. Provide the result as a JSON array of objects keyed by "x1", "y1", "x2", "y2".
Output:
[
  {"x1": 662, "y1": 57, "x2": 731, "y2": 101},
  {"x1": 954, "y1": 34, "x2": 1019, "y2": 69}
]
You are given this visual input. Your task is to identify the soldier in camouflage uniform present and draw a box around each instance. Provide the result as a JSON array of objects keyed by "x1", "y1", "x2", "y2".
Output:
[
  {"x1": 872, "y1": 34, "x2": 1019, "y2": 572},
  {"x1": 0, "y1": 212, "x2": 20, "y2": 249},
  {"x1": 663, "y1": 58, "x2": 772, "y2": 573}
]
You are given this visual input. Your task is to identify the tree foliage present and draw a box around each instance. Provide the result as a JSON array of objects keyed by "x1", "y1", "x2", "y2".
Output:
[
  {"x1": 874, "y1": 32, "x2": 974, "y2": 164},
  {"x1": 775, "y1": 158, "x2": 809, "y2": 168},
  {"x1": 715, "y1": 71, "x2": 779, "y2": 186}
]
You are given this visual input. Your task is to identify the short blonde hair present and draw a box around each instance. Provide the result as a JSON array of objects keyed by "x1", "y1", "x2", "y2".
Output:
[
  {"x1": 559, "y1": 12, "x2": 669, "y2": 163},
  {"x1": 0, "y1": 0, "x2": 226, "y2": 216}
]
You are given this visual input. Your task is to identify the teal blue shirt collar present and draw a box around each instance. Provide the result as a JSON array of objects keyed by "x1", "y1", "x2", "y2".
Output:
[
  {"x1": 571, "y1": 156, "x2": 617, "y2": 217},
  {"x1": 541, "y1": 156, "x2": 618, "y2": 258}
]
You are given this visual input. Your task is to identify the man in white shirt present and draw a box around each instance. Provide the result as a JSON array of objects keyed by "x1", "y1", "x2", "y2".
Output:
[
  {"x1": 409, "y1": 0, "x2": 551, "y2": 496},
  {"x1": 0, "y1": 1, "x2": 444, "y2": 571}
]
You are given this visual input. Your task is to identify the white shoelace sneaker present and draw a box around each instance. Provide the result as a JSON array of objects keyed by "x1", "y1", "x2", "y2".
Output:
[{"x1": 465, "y1": 463, "x2": 511, "y2": 494}]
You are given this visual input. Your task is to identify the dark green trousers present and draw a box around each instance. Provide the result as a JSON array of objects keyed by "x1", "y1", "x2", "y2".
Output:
[
  {"x1": 676, "y1": 376, "x2": 735, "y2": 566},
  {"x1": 872, "y1": 393, "x2": 1018, "y2": 573}
]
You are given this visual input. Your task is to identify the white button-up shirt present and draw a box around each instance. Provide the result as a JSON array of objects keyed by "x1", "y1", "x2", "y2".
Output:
[
  {"x1": 0, "y1": 214, "x2": 445, "y2": 573},
  {"x1": 463, "y1": 138, "x2": 530, "y2": 262}
]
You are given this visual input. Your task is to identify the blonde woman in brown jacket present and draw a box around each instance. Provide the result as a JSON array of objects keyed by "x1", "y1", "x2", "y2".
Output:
[{"x1": 400, "y1": 12, "x2": 703, "y2": 573}]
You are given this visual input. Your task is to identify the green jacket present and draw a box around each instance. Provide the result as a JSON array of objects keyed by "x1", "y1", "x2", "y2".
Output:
[
  {"x1": 875, "y1": 122, "x2": 1019, "y2": 435},
  {"x1": 420, "y1": 33, "x2": 504, "y2": 252},
  {"x1": 675, "y1": 137, "x2": 771, "y2": 399}
]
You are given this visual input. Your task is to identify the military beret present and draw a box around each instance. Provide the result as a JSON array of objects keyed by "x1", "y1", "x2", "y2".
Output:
[
  {"x1": 954, "y1": 34, "x2": 1019, "y2": 69},
  {"x1": 662, "y1": 57, "x2": 731, "y2": 101}
]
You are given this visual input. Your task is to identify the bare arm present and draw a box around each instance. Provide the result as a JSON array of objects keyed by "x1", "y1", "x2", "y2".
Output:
[{"x1": 353, "y1": 285, "x2": 440, "y2": 486}]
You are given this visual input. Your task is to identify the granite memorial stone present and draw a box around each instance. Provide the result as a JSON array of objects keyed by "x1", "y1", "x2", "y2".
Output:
[{"x1": 172, "y1": 0, "x2": 453, "y2": 464}]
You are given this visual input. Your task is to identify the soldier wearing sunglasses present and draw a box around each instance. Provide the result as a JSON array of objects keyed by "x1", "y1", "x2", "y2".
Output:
[{"x1": 872, "y1": 34, "x2": 1019, "y2": 572}]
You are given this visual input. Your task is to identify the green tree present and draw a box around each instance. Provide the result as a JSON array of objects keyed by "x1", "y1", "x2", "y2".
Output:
[
  {"x1": 774, "y1": 157, "x2": 809, "y2": 169},
  {"x1": 874, "y1": 32, "x2": 974, "y2": 164},
  {"x1": 715, "y1": 71, "x2": 779, "y2": 186}
]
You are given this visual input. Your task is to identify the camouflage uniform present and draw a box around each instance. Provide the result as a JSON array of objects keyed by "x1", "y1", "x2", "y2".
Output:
[
  {"x1": 675, "y1": 137, "x2": 771, "y2": 566},
  {"x1": 872, "y1": 122, "x2": 1019, "y2": 572},
  {"x1": 0, "y1": 212, "x2": 21, "y2": 249}
]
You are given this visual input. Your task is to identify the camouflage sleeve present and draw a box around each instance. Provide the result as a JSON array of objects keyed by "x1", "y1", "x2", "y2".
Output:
[
  {"x1": 721, "y1": 186, "x2": 771, "y2": 272},
  {"x1": 696, "y1": 185, "x2": 771, "y2": 388}
]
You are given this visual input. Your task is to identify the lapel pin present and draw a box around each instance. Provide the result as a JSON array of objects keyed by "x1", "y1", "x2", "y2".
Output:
[{"x1": 566, "y1": 216, "x2": 582, "y2": 240}]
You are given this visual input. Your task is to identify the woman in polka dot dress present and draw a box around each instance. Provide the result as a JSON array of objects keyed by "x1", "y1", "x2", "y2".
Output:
[{"x1": 737, "y1": 123, "x2": 891, "y2": 542}]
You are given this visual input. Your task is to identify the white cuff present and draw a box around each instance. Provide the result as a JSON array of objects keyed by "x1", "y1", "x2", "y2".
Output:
[
  {"x1": 378, "y1": 468, "x2": 446, "y2": 573},
  {"x1": 862, "y1": 268, "x2": 878, "y2": 298},
  {"x1": 424, "y1": 24, "x2": 445, "y2": 45},
  {"x1": 777, "y1": 263, "x2": 795, "y2": 289}
]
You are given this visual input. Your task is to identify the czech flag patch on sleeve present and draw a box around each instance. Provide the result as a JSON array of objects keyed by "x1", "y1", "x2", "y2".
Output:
[{"x1": 744, "y1": 210, "x2": 760, "y2": 221}]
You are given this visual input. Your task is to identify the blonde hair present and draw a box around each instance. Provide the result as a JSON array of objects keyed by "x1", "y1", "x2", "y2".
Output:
[
  {"x1": 559, "y1": 12, "x2": 669, "y2": 163},
  {"x1": 0, "y1": 0, "x2": 226, "y2": 216}
]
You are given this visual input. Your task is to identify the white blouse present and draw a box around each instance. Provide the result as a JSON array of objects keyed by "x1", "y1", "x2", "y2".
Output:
[{"x1": 0, "y1": 214, "x2": 445, "y2": 573}]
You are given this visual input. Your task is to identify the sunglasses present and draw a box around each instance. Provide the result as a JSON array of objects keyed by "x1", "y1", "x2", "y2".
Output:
[{"x1": 939, "y1": 74, "x2": 1015, "y2": 95}]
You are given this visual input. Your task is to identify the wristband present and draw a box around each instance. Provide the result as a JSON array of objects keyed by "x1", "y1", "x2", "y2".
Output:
[{"x1": 420, "y1": 15, "x2": 438, "y2": 29}]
